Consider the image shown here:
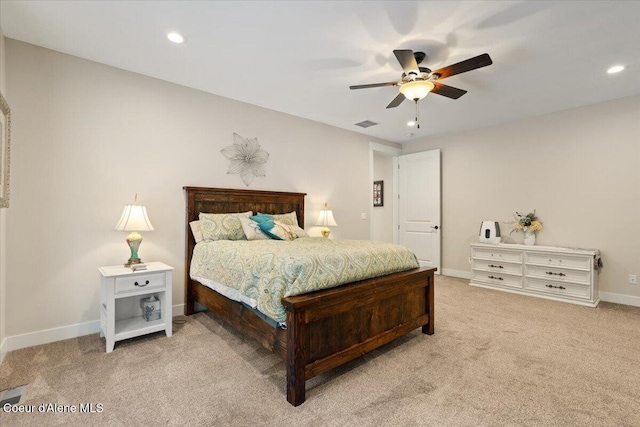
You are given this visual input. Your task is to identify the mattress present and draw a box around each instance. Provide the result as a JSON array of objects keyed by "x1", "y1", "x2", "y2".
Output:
[{"x1": 190, "y1": 237, "x2": 419, "y2": 323}]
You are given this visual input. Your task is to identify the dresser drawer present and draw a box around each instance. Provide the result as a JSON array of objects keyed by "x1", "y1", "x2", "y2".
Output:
[
  {"x1": 115, "y1": 273, "x2": 165, "y2": 295},
  {"x1": 473, "y1": 259, "x2": 522, "y2": 276},
  {"x1": 525, "y1": 265, "x2": 590, "y2": 285},
  {"x1": 525, "y1": 253, "x2": 591, "y2": 270},
  {"x1": 472, "y1": 248, "x2": 522, "y2": 263},
  {"x1": 525, "y1": 277, "x2": 590, "y2": 300},
  {"x1": 472, "y1": 271, "x2": 523, "y2": 289}
]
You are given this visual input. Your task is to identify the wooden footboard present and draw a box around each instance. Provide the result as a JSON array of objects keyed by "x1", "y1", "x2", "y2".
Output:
[{"x1": 282, "y1": 267, "x2": 434, "y2": 406}]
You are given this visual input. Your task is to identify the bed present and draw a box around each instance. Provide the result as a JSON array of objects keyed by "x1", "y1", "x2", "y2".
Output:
[{"x1": 184, "y1": 186, "x2": 435, "y2": 406}]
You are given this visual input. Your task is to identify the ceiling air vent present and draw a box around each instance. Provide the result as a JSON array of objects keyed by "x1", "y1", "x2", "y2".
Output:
[{"x1": 354, "y1": 120, "x2": 378, "y2": 128}]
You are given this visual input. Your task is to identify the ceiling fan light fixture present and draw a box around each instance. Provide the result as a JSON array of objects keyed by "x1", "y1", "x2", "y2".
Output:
[{"x1": 399, "y1": 80, "x2": 435, "y2": 101}]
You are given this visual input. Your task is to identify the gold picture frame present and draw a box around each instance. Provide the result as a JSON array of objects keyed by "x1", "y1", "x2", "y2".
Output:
[{"x1": 0, "y1": 91, "x2": 10, "y2": 208}]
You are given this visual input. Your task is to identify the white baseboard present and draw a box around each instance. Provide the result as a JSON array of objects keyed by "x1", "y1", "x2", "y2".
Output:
[
  {"x1": 0, "y1": 337, "x2": 7, "y2": 364},
  {"x1": 6, "y1": 320, "x2": 101, "y2": 352},
  {"x1": 172, "y1": 304, "x2": 185, "y2": 317},
  {"x1": 4, "y1": 304, "x2": 187, "y2": 353},
  {"x1": 599, "y1": 292, "x2": 640, "y2": 307},
  {"x1": 441, "y1": 269, "x2": 472, "y2": 280}
]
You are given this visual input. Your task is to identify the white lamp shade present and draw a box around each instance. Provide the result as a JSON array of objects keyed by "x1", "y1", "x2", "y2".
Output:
[
  {"x1": 114, "y1": 205, "x2": 154, "y2": 231},
  {"x1": 399, "y1": 80, "x2": 435, "y2": 101},
  {"x1": 315, "y1": 207, "x2": 338, "y2": 227}
]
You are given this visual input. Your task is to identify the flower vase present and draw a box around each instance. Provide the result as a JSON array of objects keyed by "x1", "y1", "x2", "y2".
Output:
[{"x1": 523, "y1": 232, "x2": 536, "y2": 246}]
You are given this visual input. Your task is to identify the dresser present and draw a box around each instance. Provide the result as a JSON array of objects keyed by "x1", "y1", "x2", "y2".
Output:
[{"x1": 470, "y1": 243, "x2": 600, "y2": 307}]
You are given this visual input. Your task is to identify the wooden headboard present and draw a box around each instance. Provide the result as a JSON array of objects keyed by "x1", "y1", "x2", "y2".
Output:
[{"x1": 183, "y1": 187, "x2": 306, "y2": 313}]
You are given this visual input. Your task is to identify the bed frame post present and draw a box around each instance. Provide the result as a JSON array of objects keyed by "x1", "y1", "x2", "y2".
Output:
[
  {"x1": 286, "y1": 310, "x2": 307, "y2": 406},
  {"x1": 422, "y1": 273, "x2": 435, "y2": 335}
]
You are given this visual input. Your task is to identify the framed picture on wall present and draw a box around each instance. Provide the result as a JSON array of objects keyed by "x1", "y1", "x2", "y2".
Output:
[
  {"x1": 373, "y1": 180, "x2": 383, "y2": 207},
  {"x1": 0, "y1": 91, "x2": 11, "y2": 208}
]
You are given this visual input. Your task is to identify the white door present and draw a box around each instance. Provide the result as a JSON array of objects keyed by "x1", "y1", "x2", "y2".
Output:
[{"x1": 397, "y1": 149, "x2": 441, "y2": 272}]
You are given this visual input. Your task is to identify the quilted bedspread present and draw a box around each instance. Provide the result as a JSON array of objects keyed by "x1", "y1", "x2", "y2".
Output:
[{"x1": 190, "y1": 237, "x2": 419, "y2": 323}]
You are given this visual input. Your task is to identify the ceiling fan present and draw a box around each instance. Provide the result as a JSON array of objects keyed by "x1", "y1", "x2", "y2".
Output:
[{"x1": 350, "y1": 49, "x2": 493, "y2": 127}]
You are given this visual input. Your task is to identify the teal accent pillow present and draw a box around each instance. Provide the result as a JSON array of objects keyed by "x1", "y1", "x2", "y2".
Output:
[
  {"x1": 250, "y1": 213, "x2": 274, "y2": 224},
  {"x1": 256, "y1": 211, "x2": 298, "y2": 226},
  {"x1": 257, "y1": 220, "x2": 307, "y2": 241}
]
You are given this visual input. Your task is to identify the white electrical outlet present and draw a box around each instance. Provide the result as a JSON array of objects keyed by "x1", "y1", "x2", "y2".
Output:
[
  {"x1": 630, "y1": 274, "x2": 637, "y2": 285},
  {"x1": 361, "y1": 213, "x2": 366, "y2": 220}
]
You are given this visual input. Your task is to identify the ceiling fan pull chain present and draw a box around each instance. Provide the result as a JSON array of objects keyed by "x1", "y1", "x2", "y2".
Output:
[{"x1": 415, "y1": 100, "x2": 420, "y2": 129}]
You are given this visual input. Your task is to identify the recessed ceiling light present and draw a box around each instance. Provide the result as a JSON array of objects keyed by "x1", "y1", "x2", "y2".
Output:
[
  {"x1": 167, "y1": 32, "x2": 185, "y2": 44},
  {"x1": 607, "y1": 65, "x2": 624, "y2": 74},
  {"x1": 407, "y1": 121, "x2": 416, "y2": 127}
]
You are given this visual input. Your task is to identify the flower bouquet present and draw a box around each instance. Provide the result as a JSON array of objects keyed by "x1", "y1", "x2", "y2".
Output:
[{"x1": 511, "y1": 211, "x2": 542, "y2": 245}]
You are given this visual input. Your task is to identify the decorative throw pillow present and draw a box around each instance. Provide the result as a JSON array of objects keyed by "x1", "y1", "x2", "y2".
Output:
[
  {"x1": 256, "y1": 220, "x2": 308, "y2": 241},
  {"x1": 279, "y1": 222, "x2": 308, "y2": 239},
  {"x1": 258, "y1": 220, "x2": 295, "y2": 241},
  {"x1": 240, "y1": 217, "x2": 269, "y2": 240},
  {"x1": 189, "y1": 220, "x2": 204, "y2": 243},
  {"x1": 256, "y1": 211, "x2": 298, "y2": 227},
  {"x1": 199, "y1": 211, "x2": 253, "y2": 241}
]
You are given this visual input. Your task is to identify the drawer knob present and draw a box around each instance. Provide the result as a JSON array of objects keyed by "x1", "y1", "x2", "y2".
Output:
[
  {"x1": 546, "y1": 272, "x2": 566, "y2": 277},
  {"x1": 488, "y1": 264, "x2": 504, "y2": 269},
  {"x1": 488, "y1": 275, "x2": 504, "y2": 281},
  {"x1": 545, "y1": 284, "x2": 566, "y2": 290},
  {"x1": 135, "y1": 280, "x2": 150, "y2": 287}
]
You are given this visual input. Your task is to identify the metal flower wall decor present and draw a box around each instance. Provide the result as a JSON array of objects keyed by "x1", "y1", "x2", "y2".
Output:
[{"x1": 221, "y1": 133, "x2": 269, "y2": 186}]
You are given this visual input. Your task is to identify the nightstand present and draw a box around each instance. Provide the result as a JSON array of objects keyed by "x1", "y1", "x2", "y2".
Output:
[{"x1": 98, "y1": 262, "x2": 173, "y2": 352}]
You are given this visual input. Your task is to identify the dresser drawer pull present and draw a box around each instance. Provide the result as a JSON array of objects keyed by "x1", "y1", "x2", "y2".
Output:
[
  {"x1": 488, "y1": 264, "x2": 504, "y2": 269},
  {"x1": 488, "y1": 275, "x2": 504, "y2": 281},
  {"x1": 546, "y1": 272, "x2": 566, "y2": 276},
  {"x1": 135, "y1": 280, "x2": 150, "y2": 287},
  {"x1": 545, "y1": 284, "x2": 566, "y2": 290}
]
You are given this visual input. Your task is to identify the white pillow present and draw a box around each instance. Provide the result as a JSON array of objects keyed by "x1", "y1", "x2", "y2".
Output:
[
  {"x1": 240, "y1": 217, "x2": 269, "y2": 240},
  {"x1": 189, "y1": 220, "x2": 204, "y2": 243}
]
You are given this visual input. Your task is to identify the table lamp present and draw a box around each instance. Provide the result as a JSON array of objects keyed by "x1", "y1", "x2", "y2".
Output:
[
  {"x1": 114, "y1": 195, "x2": 154, "y2": 267},
  {"x1": 315, "y1": 203, "x2": 338, "y2": 238}
]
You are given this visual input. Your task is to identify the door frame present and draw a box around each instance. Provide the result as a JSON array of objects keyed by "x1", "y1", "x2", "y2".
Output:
[{"x1": 368, "y1": 142, "x2": 402, "y2": 241}]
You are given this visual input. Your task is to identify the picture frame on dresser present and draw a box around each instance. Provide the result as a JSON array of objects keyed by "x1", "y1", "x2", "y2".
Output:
[{"x1": 0, "y1": 91, "x2": 11, "y2": 208}]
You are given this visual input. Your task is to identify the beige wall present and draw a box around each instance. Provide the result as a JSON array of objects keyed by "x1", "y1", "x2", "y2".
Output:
[
  {"x1": 403, "y1": 95, "x2": 640, "y2": 299},
  {"x1": 371, "y1": 152, "x2": 394, "y2": 242},
  {"x1": 5, "y1": 39, "x2": 397, "y2": 337}
]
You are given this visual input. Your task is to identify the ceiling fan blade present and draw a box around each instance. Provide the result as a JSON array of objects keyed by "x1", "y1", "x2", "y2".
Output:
[
  {"x1": 393, "y1": 49, "x2": 420, "y2": 76},
  {"x1": 431, "y1": 82, "x2": 467, "y2": 99},
  {"x1": 386, "y1": 93, "x2": 406, "y2": 109},
  {"x1": 431, "y1": 53, "x2": 493, "y2": 80},
  {"x1": 349, "y1": 81, "x2": 399, "y2": 90}
]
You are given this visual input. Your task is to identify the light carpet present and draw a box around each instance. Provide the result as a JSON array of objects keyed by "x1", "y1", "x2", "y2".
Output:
[{"x1": 1, "y1": 275, "x2": 639, "y2": 426}]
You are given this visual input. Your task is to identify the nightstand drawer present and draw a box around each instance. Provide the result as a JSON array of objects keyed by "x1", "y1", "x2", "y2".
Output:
[{"x1": 115, "y1": 273, "x2": 165, "y2": 295}]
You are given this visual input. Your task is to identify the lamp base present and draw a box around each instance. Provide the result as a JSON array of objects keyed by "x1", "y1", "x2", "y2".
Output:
[
  {"x1": 124, "y1": 258, "x2": 143, "y2": 268},
  {"x1": 320, "y1": 227, "x2": 331, "y2": 238},
  {"x1": 124, "y1": 231, "x2": 144, "y2": 267}
]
